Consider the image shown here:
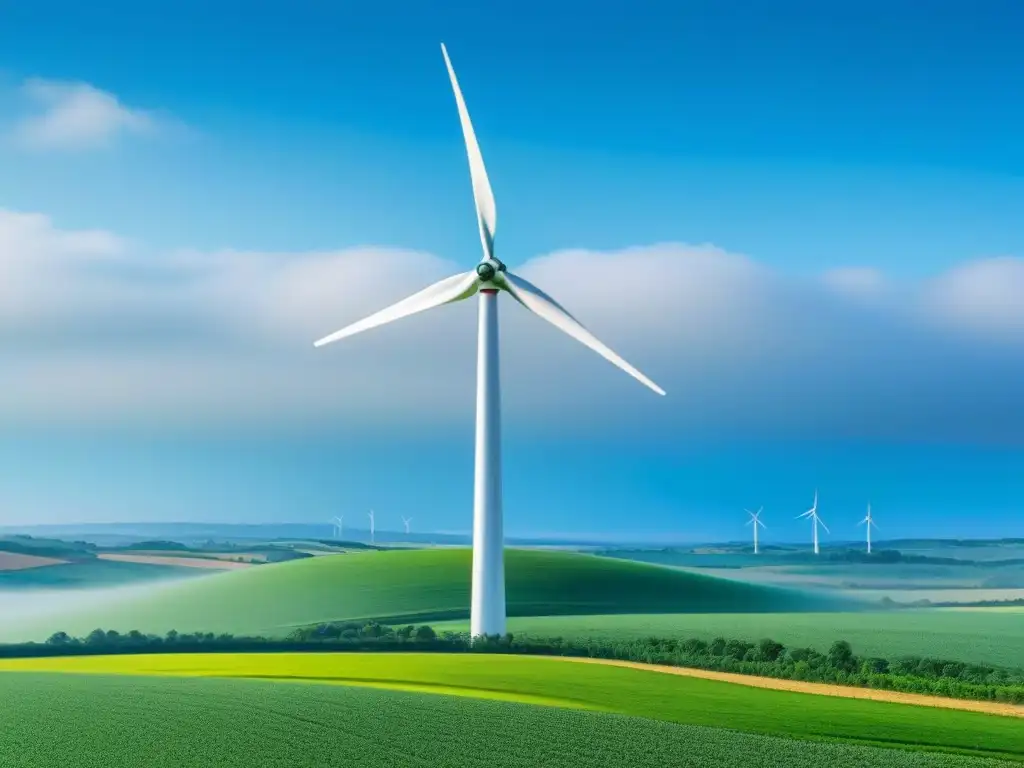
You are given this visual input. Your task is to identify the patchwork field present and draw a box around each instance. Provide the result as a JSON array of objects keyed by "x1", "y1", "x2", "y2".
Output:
[
  {"x1": 0, "y1": 552, "x2": 67, "y2": 571},
  {"x1": 97, "y1": 553, "x2": 253, "y2": 570},
  {"x1": 433, "y1": 609, "x2": 1024, "y2": 668},
  {"x1": 1, "y1": 653, "x2": 1021, "y2": 764},
  {"x1": 0, "y1": 548, "x2": 846, "y2": 642},
  {"x1": 604, "y1": 546, "x2": 1024, "y2": 596}
]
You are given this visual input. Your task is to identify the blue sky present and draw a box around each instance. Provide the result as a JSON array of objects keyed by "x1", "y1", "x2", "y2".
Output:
[{"x1": 0, "y1": 1, "x2": 1021, "y2": 541}]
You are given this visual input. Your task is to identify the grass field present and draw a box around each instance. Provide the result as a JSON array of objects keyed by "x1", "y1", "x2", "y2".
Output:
[
  {"x1": 0, "y1": 558, "x2": 201, "y2": 590},
  {"x1": 1, "y1": 673, "x2": 1015, "y2": 768},
  {"x1": 1, "y1": 652, "x2": 1021, "y2": 763},
  {"x1": 432, "y1": 610, "x2": 1024, "y2": 668},
  {"x1": 0, "y1": 548, "x2": 844, "y2": 642}
]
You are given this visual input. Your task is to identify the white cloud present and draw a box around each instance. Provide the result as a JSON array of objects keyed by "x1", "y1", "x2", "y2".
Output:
[
  {"x1": 921, "y1": 257, "x2": 1024, "y2": 341},
  {"x1": 821, "y1": 266, "x2": 890, "y2": 299},
  {"x1": 0, "y1": 208, "x2": 1022, "y2": 444},
  {"x1": 11, "y1": 79, "x2": 158, "y2": 150}
]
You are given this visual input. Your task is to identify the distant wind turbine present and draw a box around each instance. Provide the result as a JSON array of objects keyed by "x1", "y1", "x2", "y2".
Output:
[
  {"x1": 745, "y1": 507, "x2": 766, "y2": 554},
  {"x1": 401, "y1": 516, "x2": 412, "y2": 535},
  {"x1": 368, "y1": 509, "x2": 375, "y2": 545},
  {"x1": 796, "y1": 489, "x2": 829, "y2": 555},
  {"x1": 331, "y1": 515, "x2": 343, "y2": 540},
  {"x1": 858, "y1": 503, "x2": 878, "y2": 554}
]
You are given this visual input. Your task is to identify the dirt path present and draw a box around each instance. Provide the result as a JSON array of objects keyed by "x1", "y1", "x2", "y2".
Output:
[
  {"x1": 97, "y1": 553, "x2": 252, "y2": 570},
  {"x1": 555, "y1": 656, "x2": 1024, "y2": 718}
]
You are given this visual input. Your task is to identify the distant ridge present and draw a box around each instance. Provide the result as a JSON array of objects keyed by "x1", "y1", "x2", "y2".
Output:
[{"x1": 1, "y1": 549, "x2": 851, "y2": 642}]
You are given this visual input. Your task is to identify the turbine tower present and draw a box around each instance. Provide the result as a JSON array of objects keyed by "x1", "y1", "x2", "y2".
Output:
[
  {"x1": 858, "y1": 503, "x2": 878, "y2": 554},
  {"x1": 368, "y1": 509, "x2": 375, "y2": 545},
  {"x1": 313, "y1": 44, "x2": 664, "y2": 637},
  {"x1": 331, "y1": 515, "x2": 343, "y2": 540},
  {"x1": 402, "y1": 516, "x2": 412, "y2": 535},
  {"x1": 796, "y1": 490, "x2": 829, "y2": 555},
  {"x1": 745, "y1": 507, "x2": 765, "y2": 554}
]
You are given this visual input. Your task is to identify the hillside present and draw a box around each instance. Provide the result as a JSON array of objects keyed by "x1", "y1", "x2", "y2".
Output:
[
  {"x1": 1, "y1": 549, "x2": 848, "y2": 642},
  {"x1": 0, "y1": 559, "x2": 203, "y2": 589}
]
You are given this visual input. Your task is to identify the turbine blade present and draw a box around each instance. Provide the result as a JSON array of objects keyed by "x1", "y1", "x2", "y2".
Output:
[
  {"x1": 314, "y1": 271, "x2": 479, "y2": 347},
  {"x1": 757, "y1": 520, "x2": 766, "y2": 529},
  {"x1": 441, "y1": 44, "x2": 497, "y2": 263},
  {"x1": 499, "y1": 271, "x2": 665, "y2": 396},
  {"x1": 818, "y1": 519, "x2": 830, "y2": 534}
]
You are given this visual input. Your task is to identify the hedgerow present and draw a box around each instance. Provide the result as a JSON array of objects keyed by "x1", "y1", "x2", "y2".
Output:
[{"x1": 4, "y1": 621, "x2": 1022, "y2": 705}]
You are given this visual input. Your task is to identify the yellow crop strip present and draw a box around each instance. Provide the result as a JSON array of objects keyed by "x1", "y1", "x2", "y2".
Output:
[{"x1": 0, "y1": 653, "x2": 601, "y2": 710}]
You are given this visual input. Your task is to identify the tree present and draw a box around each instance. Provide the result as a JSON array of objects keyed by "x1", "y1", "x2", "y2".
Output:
[
  {"x1": 414, "y1": 625, "x2": 437, "y2": 641},
  {"x1": 45, "y1": 631, "x2": 71, "y2": 646},
  {"x1": 85, "y1": 629, "x2": 108, "y2": 646},
  {"x1": 827, "y1": 640, "x2": 856, "y2": 672},
  {"x1": 757, "y1": 638, "x2": 785, "y2": 663},
  {"x1": 681, "y1": 638, "x2": 708, "y2": 655},
  {"x1": 862, "y1": 657, "x2": 889, "y2": 675}
]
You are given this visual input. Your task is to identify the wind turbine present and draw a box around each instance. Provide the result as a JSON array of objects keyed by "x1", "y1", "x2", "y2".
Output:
[
  {"x1": 313, "y1": 44, "x2": 665, "y2": 637},
  {"x1": 745, "y1": 507, "x2": 765, "y2": 554},
  {"x1": 401, "y1": 516, "x2": 412, "y2": 535},
  {"x1": 858, "y1": 503, "x2": 878, "y2": 554},
  {"x1": 796, "y1": 490, "x2": 829, "y2": 555},
  {"x1": 331, "y1": 515, "x2": 343, "y2": 540},
  {"x1": 367, "y1": 509, "x2": 375, "y2": 545}
]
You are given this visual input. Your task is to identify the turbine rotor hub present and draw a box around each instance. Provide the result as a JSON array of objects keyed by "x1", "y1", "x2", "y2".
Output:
[{"x1": 476, "y1": 258, "x2": 505, "y2": 282}]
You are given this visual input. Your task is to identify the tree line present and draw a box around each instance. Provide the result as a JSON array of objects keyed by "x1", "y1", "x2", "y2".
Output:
[{"x1": 3, "y1": 622, "x2": 1020, "y2": 705}]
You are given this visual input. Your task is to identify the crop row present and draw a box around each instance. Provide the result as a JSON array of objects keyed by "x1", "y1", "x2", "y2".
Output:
[{"x1": 0, "y1": 672, "x2": 1017, "y2": 767}]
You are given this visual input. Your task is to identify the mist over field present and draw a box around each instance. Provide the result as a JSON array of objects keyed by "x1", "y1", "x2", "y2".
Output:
[{"x1": 0, "y1": 580, "x2": 192, "y2": 642}]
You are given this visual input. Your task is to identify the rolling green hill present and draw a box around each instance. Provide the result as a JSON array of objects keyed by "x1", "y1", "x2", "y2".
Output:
[{"x1": 1, "y1": 548, "x2": 848, "y2": 642}]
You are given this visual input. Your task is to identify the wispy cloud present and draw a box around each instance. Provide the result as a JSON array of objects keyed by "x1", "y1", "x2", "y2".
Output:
[
  {"x1": 10, "y1": 79, "x2": 160, "y2": 150},
  {"x1": 0, "y1": 208, "x2": 1021, "y2": 444}
]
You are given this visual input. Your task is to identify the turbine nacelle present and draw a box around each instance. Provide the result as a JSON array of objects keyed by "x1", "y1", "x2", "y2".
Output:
[{"x1": 475, "y1": 258, "x2": 506, "y2": 283}]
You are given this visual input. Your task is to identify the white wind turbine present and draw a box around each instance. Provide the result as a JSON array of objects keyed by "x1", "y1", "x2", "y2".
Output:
[
  {"x1": 331, "y1": 515, "x2": 344, "y2": 539},
  {"x1": 367, "y1": 509, "x2": 375, "y2": 545},
  {"x1": 313, "y1": 44, "x2": 665, "y2": 637},
  {"x1": 401, "y1": 516, "x2": 412, "y2": 535},
  {"x1": 858, "y1": 502, "x2": 878, "y2": 554},
  {"x1": 796, "y1": 489, "x2": 829, "y2": 555},
  {"x1": 745, "y1": 507, "x2": 765, "y2": 554}
]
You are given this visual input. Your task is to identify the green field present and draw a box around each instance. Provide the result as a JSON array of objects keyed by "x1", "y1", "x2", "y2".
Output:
[
  {"x1": 0, "y1": 548, "x2": 844, "y2": 642},
  {"x1": 2, "y1": 672, "x2": 1014, "y2": 768},
  {"x1": 432, "y1": 610, "x2": 1024, "y2": 668},
  {"x1": 0, "y1": 653, "x2": 1021, "y2": 764},
  {"x1": 0, "y1": 558, "x2": 200, "y2": 589}
]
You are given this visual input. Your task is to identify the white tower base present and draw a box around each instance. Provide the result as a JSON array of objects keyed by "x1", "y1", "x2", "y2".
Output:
[{"x1": 470, "y1": 289, "x2": 506, "y2": 638}]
